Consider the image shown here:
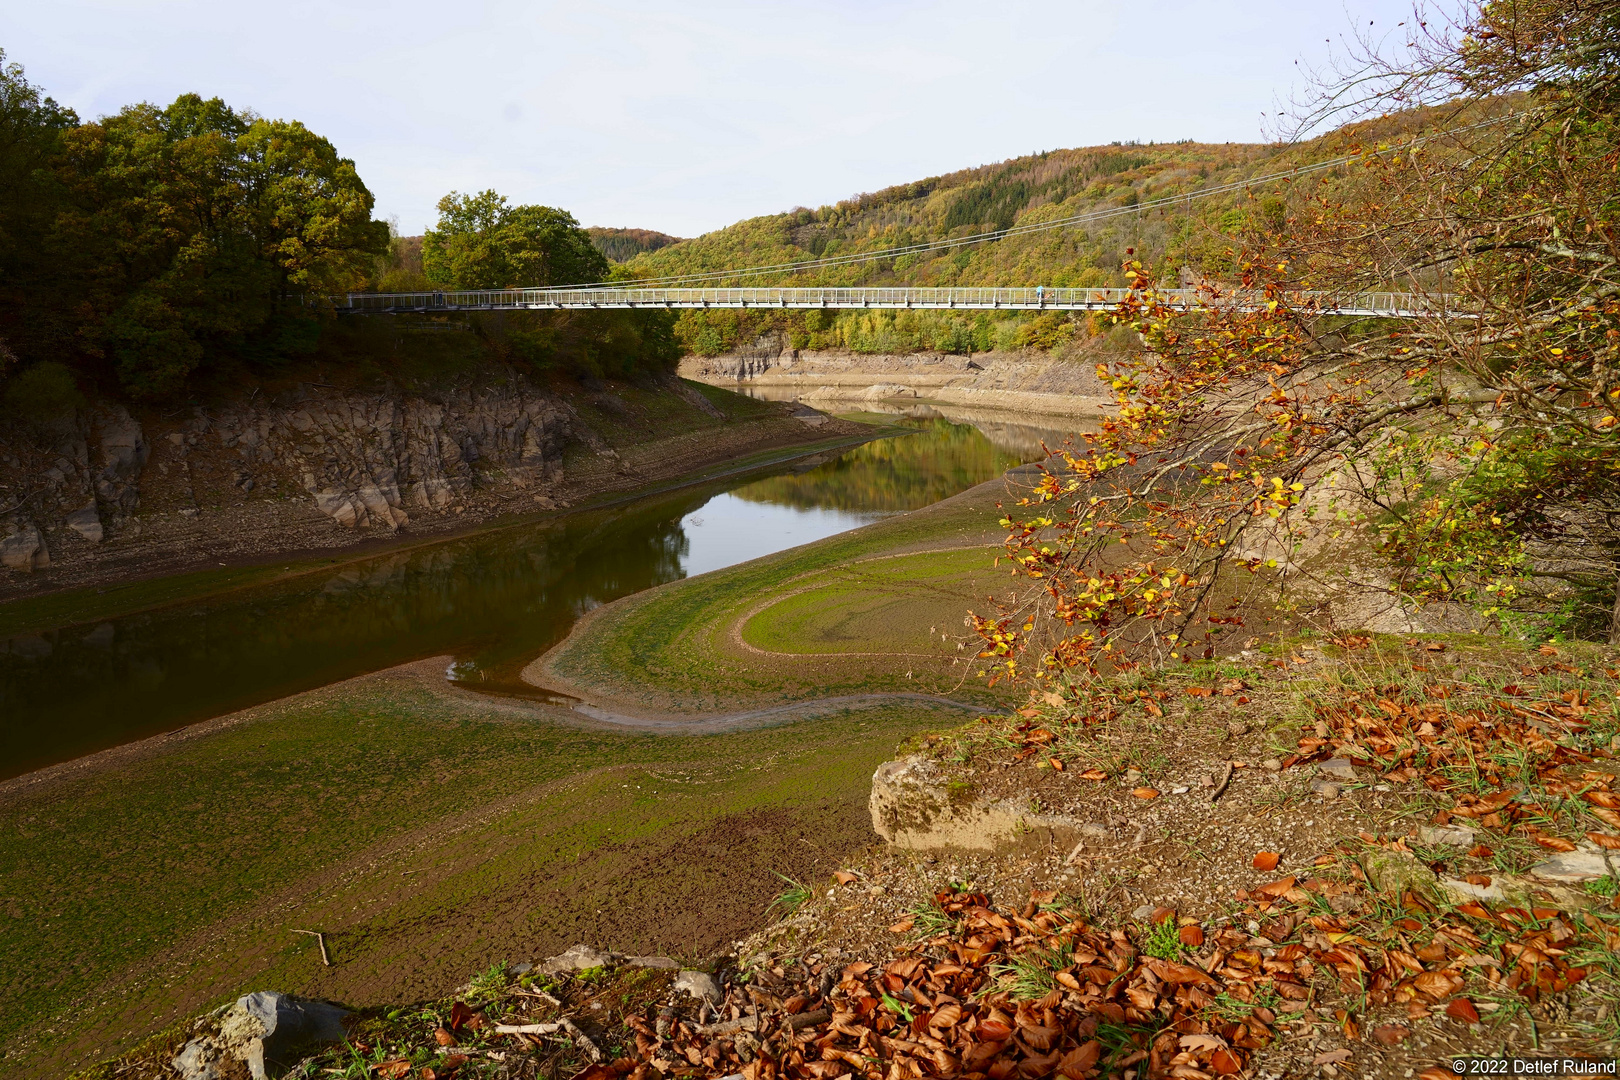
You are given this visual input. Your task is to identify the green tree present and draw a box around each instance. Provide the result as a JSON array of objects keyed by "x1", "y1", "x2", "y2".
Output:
[
  {"x1": 423, "y1": 190, "x2": 608, "y2": 289},
  {"x1": 32, "y1": 92, "x2": 387, "y2": 396},
  {"x1": 0, "y1": 51, "x2": 78, "y2": 367}
]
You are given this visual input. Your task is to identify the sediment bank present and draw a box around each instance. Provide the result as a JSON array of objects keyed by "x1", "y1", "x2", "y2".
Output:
[{"x1": 679, "y1": 346, "x2": 1111, "y2": 417}]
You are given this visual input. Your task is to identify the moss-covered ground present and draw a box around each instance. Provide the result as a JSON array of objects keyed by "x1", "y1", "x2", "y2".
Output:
[
  {"x1": 0, "y1": 664, "x2": 960, "y2": 1077},
  {"x1": 530, "y1": 473, "x2": 1032, "y2": 717}
]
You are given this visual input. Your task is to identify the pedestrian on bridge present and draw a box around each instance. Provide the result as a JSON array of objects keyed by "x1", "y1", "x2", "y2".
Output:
[{"x1": 1035, "y1": 284, "x2": 1045, "y2": 304}]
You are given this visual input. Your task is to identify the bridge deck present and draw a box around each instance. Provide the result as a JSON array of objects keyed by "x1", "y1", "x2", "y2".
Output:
[{"x1": 337, "y1": 286, "x2": 1445, "y2": 319}]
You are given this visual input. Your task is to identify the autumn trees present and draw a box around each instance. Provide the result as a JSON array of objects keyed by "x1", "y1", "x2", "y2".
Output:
[
  {"x1": 423, "y1": 190, "x2": 608, "y2": 290},
  {"x1": 975, "y1": 0, "x2": 1620, "y2": 686},
  {"x1": 0, "y1": 55, "x2": 392, "y2": 400}
]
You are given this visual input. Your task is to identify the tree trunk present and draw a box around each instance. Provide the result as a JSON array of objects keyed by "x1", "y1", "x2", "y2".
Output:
[{"x1": 1609, "y1": 569, "x2": 1620, "y2": 646}]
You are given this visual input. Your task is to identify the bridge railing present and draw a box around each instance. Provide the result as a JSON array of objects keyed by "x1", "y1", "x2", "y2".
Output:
[{"x1": 336, "y1": 285, "x2": 1449, "y2": 317}]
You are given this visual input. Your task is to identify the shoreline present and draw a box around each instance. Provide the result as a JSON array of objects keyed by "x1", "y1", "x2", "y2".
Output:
[{"x1": 0, "y1": 420, "x2": 886, "y2": 640}]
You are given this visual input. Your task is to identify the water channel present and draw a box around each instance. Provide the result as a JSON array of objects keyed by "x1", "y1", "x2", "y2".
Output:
[{"x1": 0, "y1": 409, "x2": 1081, "y2": 781}]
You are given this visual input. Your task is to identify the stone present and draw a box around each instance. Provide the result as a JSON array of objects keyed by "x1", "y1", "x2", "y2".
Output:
[
  {"x1": 674, "y1": 970, "x2": 722, "y2": 1004},
  {"x1": 1130, "y1": 905, "x2": 1155, "y2": 919},
  {"x1": 1078, "y1": 823, "x2": 1111, "y2": 841},
  {"x1": 1318, "y1": 758, "x2": 1359, "y2": 781},
  {"x1": 0, "y1": 524, "x2": 47, "y2": 571},
  {"x1": 1440, "y1": 876, "x2": 1507, "y2": 903},
  {"x1": 66, "y1": 500, "x2": 103, "y2": 543},
  {"x1": 1418, "y1": 824, "x2": 1476, "y2": 848},
  {"x1": 1361, "y1": 849, "x2": 1437, "y2": 897},
  {"x1": 171, "y1": 1039, "x2": 222, "y2": 1080},
  {"x1": 539, "y1": 943, "x2": 616, "y2": 975},
  {"x1": 1310, "y1": 780, "x2": 1342, "y2": 799},
  {"x1": 625, "y1": 955, "x2": 679, "y2": 970},
  {"x1": 1529, "y1": 848, "x2": 1615, "y2": 883},
  {"x1": 1262, "y1": 759, "x2": 1283, "y2": 772},
  {"x1": 217, "y1": 991, "x2": 349, "y2": 1080}
]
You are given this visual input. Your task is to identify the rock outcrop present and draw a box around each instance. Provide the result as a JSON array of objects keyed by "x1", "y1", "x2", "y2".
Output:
[
  {"x1": 171, "y1": 991, "x2": 349, "y2": 1080},
  {"x1": 0, "y1": 380, "x2": 578, "y2": 574}
]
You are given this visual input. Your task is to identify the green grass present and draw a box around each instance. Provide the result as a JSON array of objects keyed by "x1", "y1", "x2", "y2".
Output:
[
  {"x1": 0, "y1": 674, "x2": 958, "y2": 1077},
  {"x1": 739, "y1": 547, "x2": 995, "y2": 655},
  {"x1": 536, "y1": 475, "x2": 1025, "y2": 714}
]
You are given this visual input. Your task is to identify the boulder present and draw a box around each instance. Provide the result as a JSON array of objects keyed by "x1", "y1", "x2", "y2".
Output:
[
  {"x1": 220, "y1": 991, "x2": 350, "y2": 1080},
  {"x1": 1529, "y1": 845, "x2": 1616, "y2": 883},
  {"x1": 539, "y1": 943, "x2": 616, "y2": 975},
  {"x1": 66, "y1": 500, "x2": 103, "y2": 543},
  {"x1": 170, "y1": 1039, "x2": 222, "y2": 1080},
  {"x1": 173, "y1": 992, "x2": 349, "y2": 1080},
  {"x1": 1318, "y1": 758, "x2": 1360, "y2": 781},
  {"x1": 1, "y1": 524, "x2": 47, "y2": 571},
  {"x1": 674, "y1": 970, "x2": 722, "y2": 1004},
  {"x1": 625, "y1": 955, "x2": 680, "y2": 970},
  {"x1": 1418, "y1": 824, "x2": 1476, "y2": 848}
]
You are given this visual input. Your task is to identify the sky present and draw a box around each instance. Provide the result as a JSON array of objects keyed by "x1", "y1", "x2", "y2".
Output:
[{"x1": 3, "y1": 0, "x2": 1425, "y2": 238}]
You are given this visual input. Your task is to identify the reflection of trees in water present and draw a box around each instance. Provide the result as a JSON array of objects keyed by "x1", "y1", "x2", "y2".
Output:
[
  {"x1": 0, "y1": 487, "x2": 709, "y2": 778},
  {"x1": 729, "y1": 419, "x2": 1024, "y2": 513}
]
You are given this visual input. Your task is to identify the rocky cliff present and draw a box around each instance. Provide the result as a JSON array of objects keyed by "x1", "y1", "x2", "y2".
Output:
[{"x1": 0, "y1": 376, "x2": 836, "y2": 597}]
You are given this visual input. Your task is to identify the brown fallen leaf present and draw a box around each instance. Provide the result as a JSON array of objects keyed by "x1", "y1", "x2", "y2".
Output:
[
  {"x1": 374, "y1": 1063, "x2": 412, "y2": 1079},
  {"x1": 888, "y1": 918, "x2": 915, "y2": 933},
  {"x1": 1313, "y1": 1050, "x2": 1353, "y2": 1066},
  {"x1": 1252, "y1": 851, "x2": 1281, "y2": 872},
  {"x1": 1587, "y1": 832, "x2": 1620, "y2": 849},
  {"x1": 1533, "y1": 835, "x2": 1578, "y2": 852},
  {"x1": 978, "y1": 1019, "x2": 1013, "y2": 1040},
  {"x1": 1178, "y1": 924, "x2": 1205, "y2": 947},
  {"x1": 1467, "y1": 844, "x2": 1495, "y2": 858},
  {"x1": 1445, "y1": 998, "x2": 1481, "y2": 1023},
  {"x1": 1185, "y1": 686, "x2": 1212, "y2": 697},
  {"x1": 448, "y1": 1001, "x2": 475, "y2": 1032},
  {"x1": 1586, "y1": 790, "x2": 1620, "y2": 809},
  {"x1": 1539, "y1": 644, "x2": 1559, "y2": 656},
  {"x1": 1130, "y1": 787, "x2": 1161, "y2": 800},
  {"x1": 1211, "y1": 1047, "x2": 1244, "y2": 1075},
  {"x1": 1253, "y1": 875, "x2": 1298, "y2": 899},
  {"x1": 1048, "y1": 757, "x2": 1065, "y2": 771},
  {"x1": 1079, "y1": 768, "x2": 1109, "y2": 780},
  {"x1": 1057, "y1": 1040, "x2": 1101, "y2": 1078},
  {"x1": 1372, "y1": 1024, "x2": 1410, "y2": 1046},
  {"x1": 834, "y1": 871, "x2": 860, "y2": 885},
  {"x1": 1413, "y1": 970, "x2": 1459, "y2": 999},
  {"x1": 433, "y1": 1028, "x2": 458, "y2": 1047},
  {"x1": 1421, "y1": 1069, "x2": 1457, "y2": 1080},
  {"x1": 1593, "y1": 806, "x2": 1620, "y2": 829}
]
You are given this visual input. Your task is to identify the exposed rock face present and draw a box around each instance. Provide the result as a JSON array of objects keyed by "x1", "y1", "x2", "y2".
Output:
[
  {"x1": 226, "y1": 386, "x2": 572, "y2": 532},
  {"x1": 0, "y1": 381, "x2": 578, "y2": 572}
]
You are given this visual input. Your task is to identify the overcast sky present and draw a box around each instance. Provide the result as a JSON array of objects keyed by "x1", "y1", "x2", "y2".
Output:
[{"x1": 4, "y1": 0, "x2": 1423, "y2": 238}]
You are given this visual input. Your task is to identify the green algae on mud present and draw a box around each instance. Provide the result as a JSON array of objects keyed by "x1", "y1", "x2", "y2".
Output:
[
  {"x1": 0, "y1": 663, "x2": 961, "y2": 1078},
  {"x1": 529, "y1": 471, "x2": 1034, "y2": 717}
]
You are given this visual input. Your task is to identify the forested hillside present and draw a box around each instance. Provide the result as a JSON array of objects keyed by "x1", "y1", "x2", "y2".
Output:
[
  {"x1": 587, "y1": 227, "x2": 683, "y2": 262},
  {"x1": 626, "y1": 111, "x2": 1450, "y2": 357}
]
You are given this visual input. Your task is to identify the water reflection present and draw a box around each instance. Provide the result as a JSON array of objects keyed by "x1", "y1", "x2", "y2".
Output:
[
  {"x1": 0, "y1": 414, "x2": 1079, "y2": 779},
  {"x1": 734, "y1": 384, "x2": 1086, "y2": 459}
]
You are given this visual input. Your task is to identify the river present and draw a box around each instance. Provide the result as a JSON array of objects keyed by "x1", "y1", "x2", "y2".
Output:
[{"x1": 0, "y1": 410, "x2": 1081, "y2": 780}]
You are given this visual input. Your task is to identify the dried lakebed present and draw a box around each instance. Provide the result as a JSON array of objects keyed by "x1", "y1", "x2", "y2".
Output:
[{"x1": 0, "y1": 411, "x2": 1073, "y2": 1077}]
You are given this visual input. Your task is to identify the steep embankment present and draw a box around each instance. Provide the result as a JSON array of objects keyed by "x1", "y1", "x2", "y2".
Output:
[
  {"x1": 0, "y1": 377, "x2": 856, "y2": 601},
  {"x1": 681, "y1": 344, "x2": 1111, "y2": 417}
]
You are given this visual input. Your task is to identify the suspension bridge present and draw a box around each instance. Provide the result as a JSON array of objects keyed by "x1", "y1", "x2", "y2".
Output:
[{"x1": 335, "y1": 286, "x2": 1447, "y2": 319}]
